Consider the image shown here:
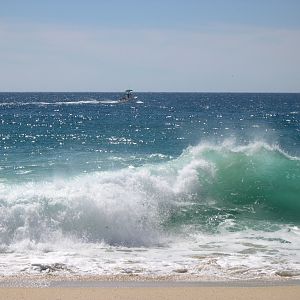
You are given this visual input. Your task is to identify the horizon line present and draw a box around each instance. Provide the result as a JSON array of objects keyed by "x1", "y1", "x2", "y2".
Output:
[{"x1": 0, "y1": 91, "x2": 300, "y2": 94}]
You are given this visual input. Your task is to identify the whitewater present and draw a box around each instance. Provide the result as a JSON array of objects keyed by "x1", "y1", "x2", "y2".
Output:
[{"x1": 0, "y1": 92, "x2": 299, "y2": 280}]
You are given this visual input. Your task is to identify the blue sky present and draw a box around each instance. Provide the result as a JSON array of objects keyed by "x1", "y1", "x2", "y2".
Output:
[{"x1": 1, "y1": 0, "x2": 300, "y2": 91}]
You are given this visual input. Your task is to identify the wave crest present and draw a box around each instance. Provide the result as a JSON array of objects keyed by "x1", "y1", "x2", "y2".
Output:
[{"x1": 0, "y1": 141, "x2": 299, "y2": 248}]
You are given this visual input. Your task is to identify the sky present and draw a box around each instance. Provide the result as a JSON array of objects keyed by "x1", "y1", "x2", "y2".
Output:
[{"x1": 0, "y1": 0, "x2": 300, "y2": 92}]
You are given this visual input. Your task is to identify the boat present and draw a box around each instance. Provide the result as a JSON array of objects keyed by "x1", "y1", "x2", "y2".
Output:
[{"x1": 118, "y1": 89, "x2": 137, "y2": 103}]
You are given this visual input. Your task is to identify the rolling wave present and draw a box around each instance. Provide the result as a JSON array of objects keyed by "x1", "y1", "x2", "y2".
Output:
[{"x1": 0, "y1": 141, "x2": 299, "y2": 248}]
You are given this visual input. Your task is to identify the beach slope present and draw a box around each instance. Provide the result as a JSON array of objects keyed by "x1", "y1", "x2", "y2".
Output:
[{"x1": 1, "y1": 285, "x2": 300, "y2": 300}]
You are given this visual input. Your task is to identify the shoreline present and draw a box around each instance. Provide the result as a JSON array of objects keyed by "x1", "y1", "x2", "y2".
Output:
[
  {"x1": 1, "y1": 275, "x2": 300, "y2": 300},
  {"x1": 1, "y1": 274, "x2": 300, "y2": 288}
]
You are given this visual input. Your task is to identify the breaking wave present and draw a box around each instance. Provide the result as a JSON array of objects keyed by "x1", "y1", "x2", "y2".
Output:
[{"x1": 0, "y1": 141, "x2": 299, "y2": 248}]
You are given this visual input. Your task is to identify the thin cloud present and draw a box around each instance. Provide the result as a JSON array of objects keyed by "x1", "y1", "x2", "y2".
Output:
[{"x1": 0, "y1": 20, "x2": 299, "y2": 91}]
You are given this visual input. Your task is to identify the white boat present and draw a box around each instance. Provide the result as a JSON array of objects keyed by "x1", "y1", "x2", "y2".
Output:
[{"x1": 118, "y1": 89, "x2": 137, "y2": 103}]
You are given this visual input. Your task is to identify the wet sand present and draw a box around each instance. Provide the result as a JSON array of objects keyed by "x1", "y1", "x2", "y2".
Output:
[
  {"x1": 1, "y1": 285, "x2": 300, "y2": 300},
  {"x1": 0, "y1": 278, "x2": 299, "y2": 300}
]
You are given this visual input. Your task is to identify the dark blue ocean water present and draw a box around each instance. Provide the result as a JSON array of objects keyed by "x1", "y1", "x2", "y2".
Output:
[{"x1": 0, "y1": 92, "x2": 299, "y2": 278}]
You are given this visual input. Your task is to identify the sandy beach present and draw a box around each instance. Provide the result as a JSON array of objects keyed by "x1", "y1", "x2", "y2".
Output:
[
  {"x1": 0, "y1": 279, "x2": 300, "y2": 300},
  {"x1": 1, "y1": 285, "x2": 300, "y2": 300}
]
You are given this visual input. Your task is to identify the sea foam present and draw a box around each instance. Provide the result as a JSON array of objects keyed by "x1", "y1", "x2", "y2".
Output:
[{"x1": 1, "y1": 141, "x2": 299, "y2": 249}]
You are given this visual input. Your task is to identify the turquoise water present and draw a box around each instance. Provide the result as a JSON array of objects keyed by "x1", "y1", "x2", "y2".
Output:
[{"x1": 0, "y1": 92, "x2": 299, "y2": 279}]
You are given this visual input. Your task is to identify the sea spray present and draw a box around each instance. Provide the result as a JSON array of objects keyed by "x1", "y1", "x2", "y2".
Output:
[{"x1": 1, "y1": 141, "x2": 299, "y2": 250}]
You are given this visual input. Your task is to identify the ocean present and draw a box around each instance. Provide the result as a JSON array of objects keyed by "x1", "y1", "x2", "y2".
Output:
[{"x1": 0, "y1": 92, "x2": 299, "y2": 280}]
